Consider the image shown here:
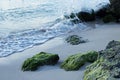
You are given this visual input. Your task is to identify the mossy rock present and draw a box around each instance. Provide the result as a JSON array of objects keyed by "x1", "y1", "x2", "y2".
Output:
[
  {"x1": 61, "y1": 51, "x2": 98, "y2": 71},
  {"x1": 102, "y1": 14, "x2": 116, "y2": 23},
  {"x1": 84, "y1": 58, "x2": 110, "y2": 80},
  {"x1": 84, "y1": 40, "x2": 120, "y2": 80},
  {"x1": 22, "y1": 52, "x2": 59, "y2": 71},
  {"x1": 85, "y1": 51, "x2": 98, "y2": 62},
  {"x1": 66, "y1": 35, "x2": 86, "y2": 45},
  {"x1": 61, "y1": 53, "x2": 86, "y2": 71}
]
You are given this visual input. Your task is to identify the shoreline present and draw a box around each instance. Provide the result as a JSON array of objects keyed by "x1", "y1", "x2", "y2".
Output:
[{"x1": 0, "y1": 23, "x2": 120, "y2": 80}]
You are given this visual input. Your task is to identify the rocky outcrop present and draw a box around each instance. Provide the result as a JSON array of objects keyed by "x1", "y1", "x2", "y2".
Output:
[
  {"x1": 65, "y1": 9, "x2": 95, "y2": 23},
  {"x1": 84, "y1": 41, "x2": 120, "y2": 80},
  {"x1": 22, "y1": 52, "x2": 59, "y2": 71},
  {"x1": 66, "y1": 0, "x2": 120, "y2": 23},
  {"x1": 109, "y1": 0, "x2": 120, "y2": 19},
  {"x1": 102, "y1": 14, "x2": 116, "y2": 23},
  {"x1": 95, "y1": 4, "x2": 111, "y2": 18},
  {"x1": 61, "y1": 51, "x2": 98, "y2": 71}
]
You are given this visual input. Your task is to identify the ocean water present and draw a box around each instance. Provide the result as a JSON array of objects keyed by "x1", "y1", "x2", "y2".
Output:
[{"x1": 0, "y1": 0, "x2": 109, "y2": 57}]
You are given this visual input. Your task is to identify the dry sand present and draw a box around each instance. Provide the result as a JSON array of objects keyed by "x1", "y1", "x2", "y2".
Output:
[{"x1": 0, "y1": 23, "x2": 120, "y2": 80}]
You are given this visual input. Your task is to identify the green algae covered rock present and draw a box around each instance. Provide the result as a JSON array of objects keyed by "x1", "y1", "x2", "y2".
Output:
[
  {"x1": 84, "y1": 58, "x2": 110, "y2": 80},
  {"x1": 66, "y1": 35, "x2": 87, "y2": 45},
  {"x1": 84, "y1": 41, "x2": 120, "y2": 80},
  {"x1": 22, "y1": 52, "x2": 59, "y2": 71},
  {"x1": 61, "y1": 53, "x2": 86, "y2": 71},
  {"x1": 61, "y1": 51, "x2": 98, "y2": 71},
  {"x1": 85, "y1": 51, "x2": 98, "y2": 63}
]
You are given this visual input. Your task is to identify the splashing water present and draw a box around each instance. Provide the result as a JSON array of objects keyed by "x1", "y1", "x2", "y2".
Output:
[{"x1": 0, "y1": 0, "x2": 109, "y2": 57}]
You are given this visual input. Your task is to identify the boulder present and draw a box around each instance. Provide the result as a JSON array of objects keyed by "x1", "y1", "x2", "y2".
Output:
[
  {"x1": 102, "y1": 14, "x2": 116, "y2": 23},
  {"x1": 109, "y1": 0, "x2": 120, "y2": 19},
  {"x1": 84, "y1": 41, "x2": 120, "y2": 80},
  {"x1": 76, "y1": 10, "x2": 95, "y2": 22},
  {"x1": 65, "y1": 9, "x2": 95, "y2": 23},
  {"x1": 22, "y1": 52, "x2": 59, "y2": 71},
  {"x1": 95, "y1": 4, "x2": 111, "y2": 18}
]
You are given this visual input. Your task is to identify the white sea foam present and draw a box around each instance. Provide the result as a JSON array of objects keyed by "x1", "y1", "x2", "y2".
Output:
[{"x1": 0, "y1": 0, "x2": 109, "y2": 57}]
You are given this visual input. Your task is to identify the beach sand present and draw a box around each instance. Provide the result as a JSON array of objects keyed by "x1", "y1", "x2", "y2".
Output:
[{"x1": 0, "y1": 23, "x2": 120, "y2": 80}]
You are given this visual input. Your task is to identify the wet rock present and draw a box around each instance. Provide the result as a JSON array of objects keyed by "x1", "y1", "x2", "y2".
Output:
[
  {"x1": 65, "y1": 9, "x2": 95, "y2": 23},
  {"x1": 69, "y1": 13, "x2": 76, "y2": 19},
  {"x1": 22, "y1": 52, "x2": 59, "y2": 71},
  {"x1": 109, "y1": 0, "x2": 120, "y2": 19},
  {"x1": 102, "y1": 14, "x2": 116, "y2": 23},
  {"x1": 76, "y1": 10, "x2": 95, "y2": 22},
  {"x1": 95, "y1": 4, "x2": 111, "y2": 18}
]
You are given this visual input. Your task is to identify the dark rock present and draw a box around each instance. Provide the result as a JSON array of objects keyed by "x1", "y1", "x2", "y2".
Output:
[
  {"x1": 70, "y1": 13, "x2": 76, "y2": 18},
  {"x1": 22, "y1": 52, "x2": 59, "y2": 71},
  {"x1": 65, "y1": 9, "x2": 95, "y2": 23},
  {"x1": 76, "y1": 10, "x2": 95, "y2": 22},
  {"x1": 109, "y1": 0, "x2": 120, "y2": 19},
  {"x1": 102, "y1": 14, "x2": 116, "y2": 23},
  {"x1": 95, "y1": 4, "x2": 111, "y2": 18}
]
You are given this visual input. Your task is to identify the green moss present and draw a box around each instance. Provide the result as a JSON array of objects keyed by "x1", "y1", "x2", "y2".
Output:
[
  {"x1": 66, "y1": 35, "x2": 86, "y2": 45},
  {"x1": 61, "y1": 53, "x2": 86, "y2": 71},
  {"x1": 61, "y1": 51, "x2": 98, "y2": 71},
  {"x1": 22, "y1": 52, "x2": 59, "y2": 71},
  {"x1": 84, "y1": 58, "x2": 110, "y2": 80},
  {"x1": 85, "y1": 51, "x2": 98, "y2": 62}
]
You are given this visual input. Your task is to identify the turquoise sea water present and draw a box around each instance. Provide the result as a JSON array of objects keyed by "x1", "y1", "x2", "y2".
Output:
[{"x1": 0, "y1": 0, "x2": 109, "y2": 57}]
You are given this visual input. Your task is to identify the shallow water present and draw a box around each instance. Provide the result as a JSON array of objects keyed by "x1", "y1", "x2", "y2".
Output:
[{"x1": 0, "y1": 0, "x2": 109, "y2": 57}]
